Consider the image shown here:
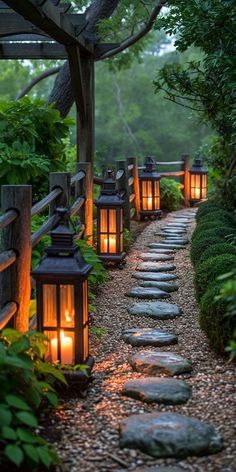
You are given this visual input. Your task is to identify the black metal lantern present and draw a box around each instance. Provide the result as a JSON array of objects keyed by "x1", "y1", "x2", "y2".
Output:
[
  {"x1": 189, "y1": 158, "x2": 208, "y2": 205},
  {"x1": 95, "y1": 170, "x2": 126, "y2": 263},
  {"x1": 139, "y1": 156, "x2": 161, "y2": 218},
  {"x1": 32, "y1": 208, "x2": 93, "y2": 368}
]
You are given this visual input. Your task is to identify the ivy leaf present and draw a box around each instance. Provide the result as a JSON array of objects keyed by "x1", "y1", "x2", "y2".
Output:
[
  {"x1": 1, "y1": 426, "x2": 17, "y2": 440},
  {"x1": 15, "y1": 411, "x2": 38, "y2": 428},
  {"x1": 0, "y1": 405, "x2": 12, "y2": 426},
  {"x1": 45, "y1": 392, "x2": 58, "y2": 407},
  {"x1": 5, "y1": 444, "x2": 24, "y2": 467},
  {"x1": 37, "y1": 446, "x2": 52, "y2": 469},
  {"x1": 6, "y1": 394, "x2": 31, "y2": 411},
  {"x1": 23, "y1": 444, "x2": 39, "y2": 464},
  {"x1": 17, "y1": 427, "x2": 40, "y2": 444}
]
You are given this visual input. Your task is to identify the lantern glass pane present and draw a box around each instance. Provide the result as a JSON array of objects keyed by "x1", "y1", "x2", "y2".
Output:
[
  {"x1": 142, "y1": 180, "x2": 153, "y2": 210},
  {"x1": 154, "y1": 181, "x2": 160, "y2": 210},
  {"x1": 83, "y1": 281, "x2": 88, "y2": 324},
  {"x1": 100, "y1": 209, "x2": 108, "y2": 232},
  {"x1": 120, "y1": 208, "x2": 123, "y2": 232},
  {"x1": 60, "y1": 285, "x2": 75, "y2": 328},
  {"x1": 109, "y1": 209, "x2": 116, "y2": 233},
  {"x1": 191, "y1": 174, "x2": 201, "y2": 200},
  {"x1": 43, "y1": 285, "x2": 57, "y2": 327},
  {"x1": 83, "y1": 325, "x2": 89, "y2": 360},
  {"x1": 100, "y1": 234, "x2": 116, "y2": 253},
  {"x1": 202, "y1": 174, "x2": 207, "y2": 199},
  {"x1": 45, "y1": 329, "x2": 75, "y2": 365}
]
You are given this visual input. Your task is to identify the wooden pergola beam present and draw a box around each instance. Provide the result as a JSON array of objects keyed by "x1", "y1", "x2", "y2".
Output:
[
  {"x1": 0, "y1": 42, "x2": 67, "y2": 59},
  {"x1": 66, "y1": 44, "x2": 86, "y2": 120},
  {"x1": 3, "y1": 0, "x2": 93, "y2": 54}
]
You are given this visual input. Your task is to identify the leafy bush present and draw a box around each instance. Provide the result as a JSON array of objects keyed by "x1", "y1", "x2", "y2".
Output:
[
  {"x1": 0, "y1": 329, "x2": 66, "y2": 470},
  {"x1": 196, "y1": 209, "x2": 235, "y2": 226},
  {"x1": 194, "y1": 254, "x2": 236, "y2": 300},
  {"x1": 192, "y1": 223, "x2": 233, "y2": 242},
  {"x1": 192, "y1": 226, "x2": 235, "y2": 245},
  {"x1": 199, "y1": 281, "x2": 232, "y2": 353},
  {"x1": 0, "y1": 97, "x2": 73, "y2": 202},
  {"x1": 160, "y1": 178, "x2": 184, "y2": 211},
  {"x1": 216, "y1": 271, "x2": 236, "y2": 360},
  {"x1": 191, "y1": 235, "x2": 225, "y2": 266},
  {"x1": 196, "y1": 202, "x2": 223, "y2": 220},
  {"x1": 196, "y1": 243, "x2": 236, "y2": 267},
  {"x1": 123, "y1": 228, "x2": 134, "y2": 252}
]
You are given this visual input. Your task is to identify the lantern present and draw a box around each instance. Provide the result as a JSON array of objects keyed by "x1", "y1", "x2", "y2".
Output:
[
  {"x1": 189, "y1": 158, "x2": 208, "y2": 205},
  {"x1": 95, "y1": 170, "x2": 126, "y2": 264},
  {"x1": 32, "y1": 208, "x2": 93, "y2": 370},
  {"x1": 139, "y1": 156, "x2": 161, "y2": 218}
]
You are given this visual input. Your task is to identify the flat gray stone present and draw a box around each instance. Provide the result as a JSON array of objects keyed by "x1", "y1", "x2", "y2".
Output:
[
  {"x1": 126, "y1": 287, "x2": 170, "y2": 299},
  {"x1": 148, "y1": 249, "x2": 176, "y2": 255},
  {"x1": 120, "y1": 412, "x2": 222, "y2": 458},
  {"x1": 168, "y1": 219, "x2": 191, "y2": 224},
  {"x1": 122, "y1": 328, "x2": 178, "y2": 347},
  {"x1": 164, "y1": 224, "x2": 186, "y2": 229},
  {"x1": 128, "y1": 301, "x2": 181, "y2": 319},
  {"x1": 162, "y1": 239, "x2": 189, "y2": 245},
  {"x1": 122, "y1": 378, "x2": 191, "y2": 404},
  {"x1": 137, "y1": 262, "x2": 176, "y2": 272},
  {"x1": 140, "y1": 281, "x2": 178, "y2": 292},
  {"x1": 147, "y1": 245, "x2": 176, "y2": 253},
  {"x1": 129, "y1": 351, "x2": 192, "y2": 375},
  {"x1": 158, "y1": 231, "x2": 186, "y2": 236},
  {"x1": 133, "y1": 272, "x2": 177, "y2": 282},
  {"x1": 173, "y1": 215, "x2": 194, "y2": 220},
  {"x1": 140, "y1": 253, "x2": 174, "y2": 261},
  {"x1": 147, "y1": 244, "x2": 185, "y2": 250}
]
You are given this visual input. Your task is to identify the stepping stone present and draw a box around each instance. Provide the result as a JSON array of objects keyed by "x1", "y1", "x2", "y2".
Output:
[
  {"x1": 140, "y1": 281, "x2": 178, "y2": 292},
  {"x1": 120, "y1": 412, "x2": 223, "y2": 458},
  {"x1": 137, "y1": 262, "x2": 176, "y2": 272},
  {"x1": 162, "y1": 239, "x2": 189, "y2": 245},
  {"x1": 126, "y1": 287, "x2": 170, "y2": 300},
  {"x1": 133, "y1": 272, "x2": 177, "y2": 282},
  {"x1": 158, "y1": 231, "x2": 186, "y2": 236},
  {"x1": 168, "y1": 219, "x2": 191, "y2": 224},
  {"x1": 122, "y1": 328, "x2": 178, "y2": 347},
  {"x1": 147, "y1": 245, "x2": 176, "y2": 253},
  {"x1": 122, "y1": 378, "x2": 191, "y2": 404},
  {"x1": 173, "y1": 215, "x2": 194, "y2": 220},
  {"x1": 148, "y1": 249, "x2": 176, "y2": 255},
  {"x1": 129, "y1": 351, "x2": 192, "y2": 376},
  {"x1": 128, "y1": 301, "x2": 181, "y2": 319},
  {"x1": 147, "y1": 243, "x2": 185, "y2": 250},
  {"x1": 164, "y1": 223, "x2": 186, "y2": 228},
  {"x1": 140, "y1": 253, "x2": 174, "y2": 261}
]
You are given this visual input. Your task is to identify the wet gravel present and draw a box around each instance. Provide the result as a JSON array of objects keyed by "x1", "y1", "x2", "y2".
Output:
[{"x1": 42, "y1": 210, "x2": 236, "y2": 472}]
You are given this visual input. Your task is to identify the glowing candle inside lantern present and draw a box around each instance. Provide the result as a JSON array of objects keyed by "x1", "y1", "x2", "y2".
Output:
[
  {"x1": 147, "y1": 197, "x2": 153, "y2": 210},
  {"x1": 102, "y1": 236, "x2": 116, "y2": 253},
  {"x1": 195, "y1": 188, "x2": 200, "y2": 199},
  {"x1": 51, "y1": 331, "x2": 73, "y2": 364}
]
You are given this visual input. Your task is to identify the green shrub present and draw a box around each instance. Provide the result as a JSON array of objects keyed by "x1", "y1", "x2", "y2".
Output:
[
  {"x1": 192, "y1": 222, "x2": 234, "y2": 241},
  {"x1": 196, "y1": 209, "x2": 235, "y2": 225},
  {"x1": 194, "y1": 254, "x2": 236, "y2": 300},
  {"x1": 160, "y1": 178, "x2": 184, "y2": 211},
  {"x1": 196, "y1": 202, "x2": 223, "y2": 220},
  {"x1": 199, "y1": 281, "x2": 233, "y2": 353},
  {"x1": 191, "y1": 233, "x2": 231, "y2": 265},
  {"x1": 196, "y1": 243, "x2": 236, "y2": 267},
  {"x1": 0, "y1": 329, "x2": 66, "y2": 470},
  {"x1": 216, "y1": 271, "x2": 236, "y2": 360},
  {"x1": 192, "y1": 226, "x2": 235, "y2": 244}
]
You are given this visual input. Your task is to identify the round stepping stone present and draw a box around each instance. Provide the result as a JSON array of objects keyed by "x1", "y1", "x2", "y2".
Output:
[
  {"x1": 140, "y1": 281, "x2": 178, "y2": 292},
  {"x1": 133, "y1": 272, "x2": 177, "y2": 281},
  {"x1": 129, "y1": 351, "x2": 192, "y2": 375},
  {"x1": 122, "y1": 328, "x2": 178, "y2": 347},
  {"x1": 126, "y1": 287, "x2": 170, "y2": 299},
  {"x1": 164, "y1": 224, "x2": 186, "y2": 229},
  {"x1": 122, "y1": 378, "x2": 191, "y2": 404},
  {"x1": 120, "y1": 412, "x2": 222, "y2": 458},
  {"x1": 137, "y1": 262, "x2": 176, "y2": 272},
  {"x1": 147, "y1": 245, "x2": 176, "y2": 253},
  {"x1": 128, "y1": 301, "x2": 181, "y2": 319},
  {"x1": 140, "y1": 253, "x2": 174, "y2": 261},
  {"x1": 148, "y1": 244, "x2": 185, "y2": 250},
  {"x1": 148, "y1": 249, "x2": 176, "y2": 255}
]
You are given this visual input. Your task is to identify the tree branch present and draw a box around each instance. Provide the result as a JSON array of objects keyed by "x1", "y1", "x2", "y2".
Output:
[
  {"x1": 97, "y1": 1, "x2": 167, "y2": 60},
  {"x1": 16, "y1": 66, "x2": 61, "y2": 100}
]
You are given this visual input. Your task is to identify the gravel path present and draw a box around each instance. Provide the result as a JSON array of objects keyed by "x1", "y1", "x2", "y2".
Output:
[{"x1": 47, "y1": 210, "x2": 236, "y2": 472}]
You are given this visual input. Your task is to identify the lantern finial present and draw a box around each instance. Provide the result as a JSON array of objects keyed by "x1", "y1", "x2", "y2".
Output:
[{"x1": 49, "y1": 207, "x2": 75, "y2": 250}]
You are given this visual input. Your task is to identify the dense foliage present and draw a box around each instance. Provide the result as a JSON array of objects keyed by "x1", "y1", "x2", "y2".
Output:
[
  {"x1": 191, "y1": 200, "x2": 236, "y2": 354},
  {"x1": 0, "y1": 97, "x2": 73, "y2": 201},
  {"x1": 160, "y1": 178, "x2": 184, "y2": 211},
  {"x1": 0, "y1": 329, "x2": 66, "y2": 470}
]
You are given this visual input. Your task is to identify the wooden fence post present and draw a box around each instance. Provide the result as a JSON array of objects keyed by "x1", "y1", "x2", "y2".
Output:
[
  {"x1": 127, "y1": 157, "x2": 140, "y2": 221},
  {"x1": 49, "y1": 172, "x2": 71, "y2": 215},
  {"x1": 116, "y1": 160, "x2": 130, "y2": 230},
  {"x1": 182, "y1": 154, "x2": 190, "y2": 206},
  {"x1": 76, "y1": 162, "x2": 93, "y2": 245},
  {"x1": 1, "y1": 185, "x2": 32, "y2": 332}
]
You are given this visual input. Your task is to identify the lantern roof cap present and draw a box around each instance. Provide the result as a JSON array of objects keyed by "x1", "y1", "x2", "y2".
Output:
[
  {"x1": 95, "y1": 169, "x2": 124, "y2": 207},
  {"x1": 140, "y1": 155, "x2": 160, "y2": 179},
  {"x1": 190, "y1": 158, "x2": 208, "y2": 174}
]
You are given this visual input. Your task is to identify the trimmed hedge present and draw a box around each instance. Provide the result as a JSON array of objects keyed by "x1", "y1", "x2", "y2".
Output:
[
  {"x1": 192, "y1": 223, "x2": 233, "y2": 242},
  {"x1": 191, "y1": 233, "x2": 232, "y2": 266},
  {"x1": 199, "y1": 282, "x2": 233, "y2": 353},
  {"x1": 192, "y1": 225, "x2": 234, "y2": 244},
  {"x1": 196, "y1": 243, "x2": 236, "y2": 267},
  {"x1": 194, "y1": 254, "x2": 236, "y2": 300},
  {"x1": 196, "y1": 202, "x2": 223, "y2": 220},
  {"x1": 196, "y1": 210, "x2": 235, "y2": 226}
]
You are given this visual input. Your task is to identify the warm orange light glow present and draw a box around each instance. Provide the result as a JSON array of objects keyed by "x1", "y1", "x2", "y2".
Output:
[
  {"x1": 101, "y1": 235, "x2": 116, "y2": 253},
  {"x1": 51, "y1": 330, "x2": 73, "y2": 364}
]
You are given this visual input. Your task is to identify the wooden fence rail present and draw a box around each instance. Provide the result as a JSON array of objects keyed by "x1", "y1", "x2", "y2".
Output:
[{"x1": 0, "y1": 154, "x2": 190, "y2": 332}]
